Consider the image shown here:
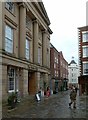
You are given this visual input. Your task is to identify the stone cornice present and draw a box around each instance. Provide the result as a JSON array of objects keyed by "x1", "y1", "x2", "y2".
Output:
[
  {"x1": 32, "y1": 2, "x2": 50, "y2": 26},
  {"x1": 2, "y1": 53, "x2": 50, "y2": 73},
  {"x1": 5, "y1": 15, "x2": 18, "y2": 28}
]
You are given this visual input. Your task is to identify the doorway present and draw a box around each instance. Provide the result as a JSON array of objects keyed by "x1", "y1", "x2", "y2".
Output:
[{"x1": 28, "y1": 72, "x2": 36, "y2": 95}]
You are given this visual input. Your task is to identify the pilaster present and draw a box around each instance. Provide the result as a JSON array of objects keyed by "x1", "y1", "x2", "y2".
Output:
[
  {"x1": 33, "y1": 20, "x2": 39, "y2": 63},
  {"x1": 0, "y1": 2, "x2": 2, "y2": 119},
  {"x1": 42, "y1": 31, "x2": 47, "y2": 66},
  {"x1": 23, "y1": 69, "x2": 28, "y2": 96},
  {"x1": 19, "y1": 5, "x2": 26, "y2": 59},
  {"x1": 36, "y1": 72, "x2": 40, "y2": 91},
  {"x1": 2, "y1": 65, "x2": 8, "y2": 100},
  {"x1": 44, "y1": 73, "x2": 49, "y2": 90},
  {"x1": 0, "y1": 2, "x2": 4, "y2": 51}
]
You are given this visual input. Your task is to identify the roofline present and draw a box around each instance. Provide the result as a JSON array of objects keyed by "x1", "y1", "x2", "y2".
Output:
[
  {"x1": 78, "y1": 26, "x2": 88, "y2": 31},
  {"x1": 39, "y1": 2, "x2": 51, "y2": 25}
]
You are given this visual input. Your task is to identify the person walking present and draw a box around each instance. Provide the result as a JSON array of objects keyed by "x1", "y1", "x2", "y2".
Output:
[
  {"x1": 46, "y1": 86, "x2": 50, "y2": 97},
  {"x1": 75, "y1": 86, "x2": 78, "y2": 93},
  {"x1": 69, "y1": 87, "x2": 77, "y2": 108}
]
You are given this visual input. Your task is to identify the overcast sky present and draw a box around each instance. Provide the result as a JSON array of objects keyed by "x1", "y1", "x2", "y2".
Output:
[{"x1": 42, "y1": 0, "x2": 87, "y2": 64}]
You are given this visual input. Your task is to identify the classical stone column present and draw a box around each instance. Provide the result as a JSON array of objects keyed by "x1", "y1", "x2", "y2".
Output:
[
  {"x1": 44, "y1": 73, "x2": 49, "y2": 90},
  {"x1": 19, "y1": 68, "x2": 23, "y2": 97},
  {"x1": 0, "y1": 5, "x2": 3, "y2": 118},
  {"x1": 42, "y1": 31, "x2": 47, "y2": 66},
  {"x1": 23, "y1": 69, "x2": 28, "y2": 96},
  {"x1": 19, "y1": 5, "x2": 26, "y2": 59},
  {"x1": 0, "y1": 2, "x2": 4, "y2": 51},
  {"x1": 2, "y1": 65, "x2": 8, "y2": 100},
  {"x1": 33, "y1": 20, "x2": 38, "y2": 63},
  {"x1": 36, "y1": 72, "x2": 40, "y2": 91},
  {"x1": 0, "y1": 64, "x2": 2, "y2": 120},
  {"x1": 0, "y1": 2, "x2": 2, "y2": 50}
]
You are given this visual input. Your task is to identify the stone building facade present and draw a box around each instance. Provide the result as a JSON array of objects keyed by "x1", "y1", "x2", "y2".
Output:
[
  {"x1": 68, "y1": 58, "x2": 79, "y2": 88},
  {"x1": 0, "y1": 1, "x2": 52, "y2": 101}
]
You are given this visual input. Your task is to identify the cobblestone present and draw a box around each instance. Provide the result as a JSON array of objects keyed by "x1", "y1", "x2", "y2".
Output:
[{"x1": 2, "y1": 90, "x2": 88, "y2": 119}]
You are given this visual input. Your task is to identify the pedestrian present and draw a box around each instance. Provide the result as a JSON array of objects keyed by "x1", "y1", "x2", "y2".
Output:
[
  {"x1": 38, "y1": 87, "x2": 42, "y2": 99},
  {"x1": 75, "y1": 86, "x2": 78, "y2": 93},
  {"x1": 46, "y1": 86, "x2": 50, "y2": 97},
  {"x1": 69, "y1": 87, "x2": 77, "y2": 108}
]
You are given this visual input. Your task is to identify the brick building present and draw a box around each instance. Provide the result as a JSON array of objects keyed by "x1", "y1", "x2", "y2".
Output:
[
  {"x1": 50, "y1": 44, "x2": 68, "y2": 93},
  {"x1": 50, "y1": 44, "x2": 60, "y2": 93},
  {"x1": 78, "y1": 26, "x2": 88, "y2": 95},
  {"x1": 0, "y1": 1, "x2": 52, "y2": 101},
  {"x1": 59, "y1": 51, "x2": 68, "y2": 91}
]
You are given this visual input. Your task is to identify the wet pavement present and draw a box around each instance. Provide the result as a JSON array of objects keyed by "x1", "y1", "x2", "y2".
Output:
[{"x1": 2, "y1": 90, "x2": 88, "y2": 119}]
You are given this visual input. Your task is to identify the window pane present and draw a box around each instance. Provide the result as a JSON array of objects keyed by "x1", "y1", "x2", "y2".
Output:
[
  {"x1": 83, "y1": 46, "x2": 88, "y2": 57},
  {"x1": 38, "y1": 47, "x2": 41, "y2": 63},
  {"x1": 5, "y1": 25, "x2": 13, "y2": 53},
  {"x1": 8, "y1": 68, "x2": 15, "y2": 91},
  {"x1": 26, "y1": 39, "x2": 29, "y2": 59},
  {"x1": 82, "y1": 32, "x2": 88, "y2": 42},
  {"x1": 9, "y1": 78, "x2": 14, "y2": 90},
  {"x1": 26, "y1": 16, "x2": 32, "y2": 30},
  {"x1": 83, "y1": 63, "x2": 88, "y2": 75}
]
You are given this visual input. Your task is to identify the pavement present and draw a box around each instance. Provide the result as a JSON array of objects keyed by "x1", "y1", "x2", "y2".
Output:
[{"x1": 2, "y1": 90, "x2": 88, "y2": 119}]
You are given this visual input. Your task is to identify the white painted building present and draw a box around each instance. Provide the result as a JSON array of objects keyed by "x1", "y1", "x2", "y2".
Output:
[{"x1": 68, "y1": 58, "x2": 79, "y2": 88}]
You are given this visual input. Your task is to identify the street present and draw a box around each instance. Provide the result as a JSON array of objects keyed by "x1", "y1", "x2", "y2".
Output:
[{"x1": 2, "y1": 90, "x2": 88, "y2": 119}]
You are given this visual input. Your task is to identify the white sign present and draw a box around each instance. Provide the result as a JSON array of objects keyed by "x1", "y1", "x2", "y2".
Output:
[{"x1": 35, "y1": 93, "x2": 40, "y2": 101}]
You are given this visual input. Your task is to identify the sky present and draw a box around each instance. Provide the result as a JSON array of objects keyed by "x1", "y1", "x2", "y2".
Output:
[{"x1": 42, "y1": 0, "x2": 88, "y2": 64}]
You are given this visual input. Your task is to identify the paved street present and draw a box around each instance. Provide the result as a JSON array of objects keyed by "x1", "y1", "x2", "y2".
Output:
[{"x1": 2, "y1": 90, "x2": 88, "y2": 119}]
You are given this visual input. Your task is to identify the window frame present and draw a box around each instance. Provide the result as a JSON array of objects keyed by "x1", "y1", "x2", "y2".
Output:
[
  {"x1": 82, "y1": 46, "x2": 88, "y2": 58},
  {"x1": 5, "y1": 24, "x2": 13, "y2": 53},
  {"x1": 8, "y1": 67, "x2": 15, "y2": 93},
  {"x1": 82, "y1": 31, "x2": 88, "y2": 42},
  {"x1": 26, "y1": 15, "x2": 32, "y2": 31},
  {"x1": 83, "y1": 62, "x2": 88, "y2": 75},
  {"x1": 38, "y1": 47, "x2": 41, "y2": 64},
  {"x1": 25, "y1": 38, "x2": 30, "y2": 60}
]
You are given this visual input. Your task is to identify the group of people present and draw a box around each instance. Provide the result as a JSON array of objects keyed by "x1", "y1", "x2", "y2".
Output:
[
  {"x1": 37, "y1": 85, "x2": 78, "y2": 109},
  {"x1": 69, "y1": 85, "x2": 78, "y2": 108}
]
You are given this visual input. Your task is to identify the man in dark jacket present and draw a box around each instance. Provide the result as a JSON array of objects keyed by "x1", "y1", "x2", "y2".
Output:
[{"x1": 69, "y1": 87, "x2": 77, "y2": 108}]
